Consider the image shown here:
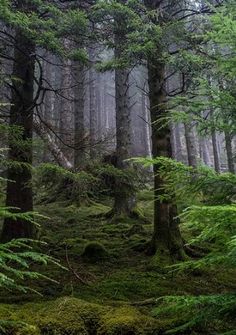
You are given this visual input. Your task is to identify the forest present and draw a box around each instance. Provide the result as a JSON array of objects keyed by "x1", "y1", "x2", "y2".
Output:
[{"x1": 0, "y1": 0, "x2": 235, "y2": 334}]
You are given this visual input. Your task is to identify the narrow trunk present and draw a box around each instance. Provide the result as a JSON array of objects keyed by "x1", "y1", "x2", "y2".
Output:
[
  {"x1": 225, "y1": 131, "x2": 235, "y2": 174},
  {"x1": 89, "y1": 48, "x2": 97, "y2": 158},
  {"x1": 33, "y1": 119, "x2": 73, "y2": 169},
  {"x1": 1, "y1": 29, "x2": 36, "y2": 241},
  {"x1": 74, "y1": 61, "x2": 86, "y2": 168},
  {"x1": 212, "y1": 129, "x2": 221, "y2": 172},
  {"x1": 199, "y1": 137, "x2": 211, "y2": 166},
  {"x1": 59, "y1": 39, "x2": 73, "y2": 163},
  {"x1": 184, "y1": 122, "x2": 198, "y2": 168}
]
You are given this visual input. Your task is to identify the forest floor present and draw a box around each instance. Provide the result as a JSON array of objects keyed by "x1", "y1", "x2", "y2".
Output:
[{"x1": 0, "y1": 190, "x2": 236, "y2": 334}]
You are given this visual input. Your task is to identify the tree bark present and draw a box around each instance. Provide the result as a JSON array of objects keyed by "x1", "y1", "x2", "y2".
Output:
[
  {"x1": 74, "y1": 61, "x2": 86, "y2": 168},
  {"x1": 1, "y1": 29, "x2": 36, "y2": 241},
  {"x1": 33, "y1": 119, "x2": 73, "y2": 169},
  {"x1": 212, "y1": 129, "x2": 221, "y2": 172},
  {"x1": 225, "y1": 131, "x2": 235, "y2": 174},
  {"x1": 112, "y1": 9, "x2": 136, "y2": 216},
  {"x1": 199, "y1": 137, "x2": 211, "y2": 166},
  {"x1": 184, "y1": 122, "x2": 198, "y2": 168},
  {"x1": 59, "y1": 39, "x2": 74, "y2": 164},
  {"x1": 89, "y1": 47, "x2": 97, "y2": 158},
  {"x1": 144, "y1": 0, "x2": 185, "y2": 260}
]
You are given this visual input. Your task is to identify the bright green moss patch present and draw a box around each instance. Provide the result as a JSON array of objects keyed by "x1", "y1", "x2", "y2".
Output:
[
  {"x1": 98, "y1": 306, "x2": 157, "y2": 335},
  {"x1": 0, "y1": 297, "x2": 160, "y2": 335}
]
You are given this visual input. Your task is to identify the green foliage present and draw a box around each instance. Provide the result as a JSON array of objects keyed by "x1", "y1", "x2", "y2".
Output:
[
  {"x1": 134, "y1": 157, "x2": 236, "y2": 334},
  {"x1": 0, "y1": 0, "x2": 88, "y2": 59},
  {"x1": 152, "y1": 294, "x2": 236, "y2": 334},
  {"x1": 92, "y1": 0, "x2": 162, "y2": 69},
  {"x1": 0, "y1": 238, "x2": 63, "y2": 294},
  {"x1": 165, "y1": 1, "x2": 236, "y2": 136},
  {"x1": 35, "y1": 163, "x2": 99, "y2": 205},
  {"x1": 91, "y1": 163, "x2": 139, "y2": 198},
  {"x1": 133, "y1": 156, "x2": 236, "y2": 207}
]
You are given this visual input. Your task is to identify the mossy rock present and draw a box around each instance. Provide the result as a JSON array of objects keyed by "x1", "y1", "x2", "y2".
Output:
[
  {"x1": 81, "y1": 241, "x2": 108, "y2": 261},
  {"x1": 0, "y1": 297, "x2": 159, "y2": 335},
  {"x1": 98, "y1": 306, "x2": 157, "y2": 335}
]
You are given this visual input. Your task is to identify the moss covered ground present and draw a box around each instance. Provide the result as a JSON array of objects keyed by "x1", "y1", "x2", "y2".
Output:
[{"x1": 0, "y1": 190, "x2": 236, "y2": 334}]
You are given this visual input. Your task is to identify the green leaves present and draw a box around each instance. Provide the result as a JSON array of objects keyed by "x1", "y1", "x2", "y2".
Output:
[{"x1": 0, "y1": 0, "x2": 88, "y2": 57}]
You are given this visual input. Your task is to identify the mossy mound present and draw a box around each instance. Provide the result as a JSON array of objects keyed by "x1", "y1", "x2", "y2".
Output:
[
  {"x1": 81, "y1": 241, "x2": 108, "y2": 261},
  {"x1": 98, "y1": 306, "x2": 156, "y2": 335},
  {"x1": 0, "y1": 297, "x2": 160, "y2": 335}
]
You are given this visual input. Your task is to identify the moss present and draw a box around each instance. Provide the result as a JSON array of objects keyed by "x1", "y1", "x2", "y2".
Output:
[
  {"x1": 0, "y1": 297, "x2": 159, "y2": 335},
  {"x1": 81, "y1": 241, "x2": 109, "y2": 261},
  {"x1": 98, "y1": 306, "x2": 157, "y2": 335}
]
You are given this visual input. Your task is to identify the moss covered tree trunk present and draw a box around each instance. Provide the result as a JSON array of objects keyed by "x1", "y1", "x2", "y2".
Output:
[{"x1": 1, "y1": 28, "x2": 36, "y2": 242}]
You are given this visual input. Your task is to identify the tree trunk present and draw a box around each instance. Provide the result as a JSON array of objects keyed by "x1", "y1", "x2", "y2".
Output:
[
  {"x1": 212, "y1": 129, "x2": 221, "y2": 172},
  {"x1": 89, "y1": 47, "x2": 97, "y2": 158},
  {"x1": 1, "y1": 29, "x2": 36, "y2": 242},
  {"x1": 184, "y1": 122, "x2": 198, "y2": 168},
  {"x1": 74, "y1": 61, "x2": 86, "y2": 168},
  {"x1": 33, "y1": 118, "x2": 73, "y2": 169},
  {"x1": 199, "y1": 137, "x2": 211, "y2": 166},
  {"x1": 112, "y1": 15, "x2": 136, "y2": 216},
  {"x1": 59, "y1": 39, "x2": 74, "y2": 164},
  {"x1": 147, "y1": 57, "x2": 185, "y2": 260},
  {"x1": 144, "y1": 0, "x2": 185, "y2": 261},
  {"x1": 225, "y1": 131, "x2": 235, "y2": 174}
]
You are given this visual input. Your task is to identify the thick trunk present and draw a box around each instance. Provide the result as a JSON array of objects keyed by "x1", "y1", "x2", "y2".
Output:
[
  {"x1": 144, "y1": 0, "x2": 184, "y2": 260},
  {"x1": 147, "y1": 58, "x2": 184, "y2": 260},
  {"x1": 113, "y1": 20, "x2": 135, "y2": 216},
  {"x1": 113, "y1": 66, "x2": 135, "y2": 215},
  {"x1": 225, "y1": 131, "x2": 235, "y2": 174},
  {"x1": 1, "y1": 29, "x2": 36, "y2": 242}
]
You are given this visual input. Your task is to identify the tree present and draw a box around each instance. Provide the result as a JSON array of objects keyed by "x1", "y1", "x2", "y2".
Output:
[
  {"x1": 0, "y1": 0, "x2": 87, "y2": 240},
  {"x1": 143, "y1": 0, "x2": 186, "y2": 260},
  {"x1": 1, "y1": 2, "x2": 36, "y2": 241}
]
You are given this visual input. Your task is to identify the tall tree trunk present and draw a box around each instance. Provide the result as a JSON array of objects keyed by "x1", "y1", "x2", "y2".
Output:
[
  {"x1": 112, "y1": 12, "x2": 136, "y2": 216},
  {"x1": 113, "y1": 64, "x2": 135, "y2": 215},
  {"x1": 59, "y1": 39, "x2": 73, "y2": 164},
  {"x1": 147, "y1": 57, "x2": 184, "y2": 260},
  {"x1": 74, "y1": 61, "x2": 86, "y2": 169},
  {"x1": 184, "y1": 122, "x2": 198, "y2": 168},
  {"x1": 225, "y1": 131, "x2": 235, "y2": 174},
  {"x1": 1, "y1": 29, "x2": 36, "y2": 241},
  {"x1": 212, "y1": 129, "x2": 221, "y2": 172},
  {"x1": 144, "y1": 0, "x2": 185, "y2": 260},
  {"x1": 199, "y1": 137, "x2": 211, "y2": 166},
  {"x1": 89, "y1": 47, "x2": 97, "y2": 158}
]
